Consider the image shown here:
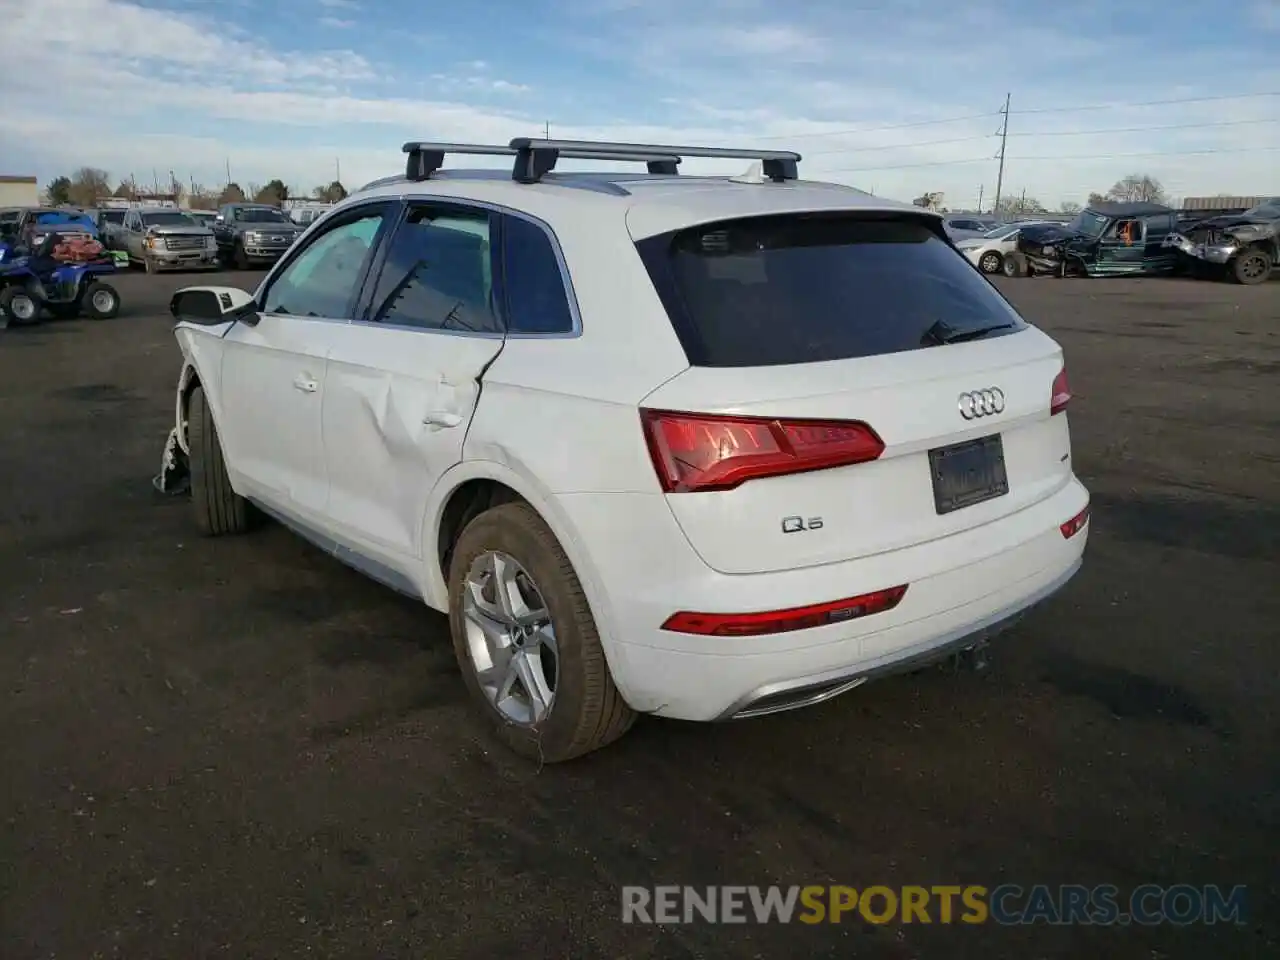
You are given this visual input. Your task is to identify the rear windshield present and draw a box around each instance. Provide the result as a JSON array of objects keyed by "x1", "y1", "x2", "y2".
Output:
[{"x1": 635, "y1": 214, "x2": 1027, "y2": 367}]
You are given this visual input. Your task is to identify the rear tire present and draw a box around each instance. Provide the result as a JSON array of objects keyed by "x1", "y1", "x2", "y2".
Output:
[
  {"x1": 83, "y1": 281, "x2": 120, "y2": 320},
  {"x1": 447, "y1": 502, "x2": 636, "y2": 762},
  {"x1": 1232, "y1": 248, "x2": 1272, "y2": 285},
  {"x1": 188, "y1": 386, "x2": 250, "y2": 536},
  {"x1": 1001, "y1": 253, "x2": 1025, "y2": 278}
]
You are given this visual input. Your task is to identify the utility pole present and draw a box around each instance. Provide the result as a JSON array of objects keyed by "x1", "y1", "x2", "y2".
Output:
[
  {"x1": 225, "y1": 158, "x2": 232, "y2": 187},
  {"x1": 977, "y1": 184, "x2": 984, "y2": 213},
  {"x1": 335, "y1": 157, "x2": 341, "y2": 184},
  {"x1": 544, "y1": 120, "x2": 551, "y2": 138},
  {"x1": 993, "y1": 92, "x2": 1010, "y2": 216}
]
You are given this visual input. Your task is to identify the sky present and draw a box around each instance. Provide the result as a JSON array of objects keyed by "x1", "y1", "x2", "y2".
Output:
[{"x1": 0, "y1": 0, "x2": 1277, "y2": 207}]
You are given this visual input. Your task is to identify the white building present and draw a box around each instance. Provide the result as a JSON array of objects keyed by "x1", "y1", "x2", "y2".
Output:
[{"x1": 0, "y1": 175, "x2": 39, "y2": 207}]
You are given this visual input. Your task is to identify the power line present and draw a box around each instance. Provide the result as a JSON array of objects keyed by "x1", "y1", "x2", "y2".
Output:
[
  {"x1": 807, "y1": 133, "x2": 993, "y2": 156},
  {"x1": 815, "y1": 144, "x2": 1280, "y2": 174},
  {"x1": 752, "y1": 112, "x2": 1000, "y2": 141},
  {"x1": 802, "y1": 117, "x2": 1279, "y2": 158},
  {"x1": 748, "y1": 91, "x2": 1280, "y2": 144},
  {"x1": 1011, "y1": 117, "x2": 1280, "y2": 137},
  {"x1": 1009, "y1": 90, "x2": 1280, "y2": 115}
]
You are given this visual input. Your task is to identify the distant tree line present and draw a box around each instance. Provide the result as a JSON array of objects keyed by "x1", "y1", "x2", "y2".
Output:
[
  {"x1": 911, "y1": 172, "x2": 1171, "y2": 216},
  {"x1": 42, "y1": 167, "x2": 349, "y2": 209}
]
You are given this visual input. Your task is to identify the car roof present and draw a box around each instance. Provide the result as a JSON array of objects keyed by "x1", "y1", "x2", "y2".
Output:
[{"x1": 346, "y1": 171, "x2": 935, "y2": 240}]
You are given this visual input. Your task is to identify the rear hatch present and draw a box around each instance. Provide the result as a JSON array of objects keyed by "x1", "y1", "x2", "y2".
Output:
[{"x1": 633, "y1": 211, "x2": 1073, "y2": 576}]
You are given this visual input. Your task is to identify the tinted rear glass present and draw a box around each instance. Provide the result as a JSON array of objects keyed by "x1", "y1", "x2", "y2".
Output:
[{"x1": 636, "y1": 214, "x2": 1027, "y2": 367}]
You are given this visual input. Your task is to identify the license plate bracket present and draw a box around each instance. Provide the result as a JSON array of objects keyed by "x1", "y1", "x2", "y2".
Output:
[{"x1": 929, "y1": 434, "x2": 1009, "y2": 515}]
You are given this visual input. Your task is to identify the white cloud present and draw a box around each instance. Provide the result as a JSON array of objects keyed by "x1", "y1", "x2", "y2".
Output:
[
  {"x1": 1, "y1": 0, "x2": 1276, "y2": 206},
  {"x1": 1249, "y1": 0, "x2": 1280, "y2": 28},
  {"x1": 319, "y1": 16, "x2": 354, "y2": 28}
]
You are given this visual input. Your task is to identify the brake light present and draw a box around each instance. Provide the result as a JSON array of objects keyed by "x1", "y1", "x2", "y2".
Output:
[
  {"x1": 662, "y1": 585, "x2": 909, "y2": 637},
  {"x1": 640, "y1": 409, "x2": 884, "y2": 493},
  {"x1": 1050, "y1": 366, "x2": 1071, "y2": 415},
  {"x1": 1060, "y1": 503, "x2": 1090, "y2": 539}
]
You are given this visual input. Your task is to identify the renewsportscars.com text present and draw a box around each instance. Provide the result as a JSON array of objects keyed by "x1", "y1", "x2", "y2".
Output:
[{"x1": 621, "y1": 884, "x2": 1247, "y2": 926}]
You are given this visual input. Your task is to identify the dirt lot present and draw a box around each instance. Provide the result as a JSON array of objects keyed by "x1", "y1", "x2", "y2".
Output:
[{"x1": 0, "y1": 270, "x2": 1277, "y2": 959}]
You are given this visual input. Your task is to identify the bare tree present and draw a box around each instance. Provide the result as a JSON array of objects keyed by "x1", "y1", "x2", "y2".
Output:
[
  {"x1": 253, "y1": 179, "x2": 289, "y2": 205},
  {"x1": 313, "y1": 180, "x2": 347, "y2": 203},
  {"x1": 218, "y1": 182, "x2": 246, "y2": 204},
  {"x1": 67, "y1": 167, "x2": 111, "y2": 207},
  {"x1": 1106, "y1": 173, "x2": 1167, "y2": 204},
  {"x1": 1060, "y1": 200, "x2": 1082, "y2": 215},
  {"x1": 994, "y1": 195, "x2": 1046, "y2": 217}
]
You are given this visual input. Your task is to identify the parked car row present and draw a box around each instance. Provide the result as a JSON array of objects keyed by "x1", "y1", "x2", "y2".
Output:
[{"x1": 90, "y1": 203, "x2": 305, "y2": 272}]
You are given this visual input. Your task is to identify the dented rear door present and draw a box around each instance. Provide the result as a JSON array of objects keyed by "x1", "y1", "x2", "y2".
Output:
[{"x1": 321, "y1": 202, "x2": 505, "y2": 570}]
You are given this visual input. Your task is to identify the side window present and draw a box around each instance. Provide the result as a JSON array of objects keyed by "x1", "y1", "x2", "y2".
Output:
[
  {"x1": 1108, "y1": 219, "x2": 1143, "y2": 244},
  {"x1": 368, "y1": 204, "x2": 500, "y2": 333},
  {"x1": 501, "y1": 214, "x2": 575, "y2": 335},
  {"x1": 261, "y1": 208, "x2": 387, "y2": 318}
]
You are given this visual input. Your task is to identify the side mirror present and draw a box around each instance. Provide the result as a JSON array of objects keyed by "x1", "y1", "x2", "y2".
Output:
[{"x1": 170, "y1": 286, "x2": 259, "y2": 327}]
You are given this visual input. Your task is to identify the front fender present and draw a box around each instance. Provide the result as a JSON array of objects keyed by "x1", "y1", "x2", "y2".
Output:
[{"x1": 418, "y1": 459, "x2": 621, "y2": 654}]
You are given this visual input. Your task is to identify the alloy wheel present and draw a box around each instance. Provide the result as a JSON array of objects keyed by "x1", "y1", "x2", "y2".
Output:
[
  {"x1": 461, "y1": 550, "x2": 559, "y2": 726},
  {"x1": 91, "y1": 289, "x2": 116, "y2": 314}
]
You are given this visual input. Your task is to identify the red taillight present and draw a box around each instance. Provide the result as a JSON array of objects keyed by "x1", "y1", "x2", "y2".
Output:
[
  {"x1": 1050, "y1": 366, "x2": 1071, "y2": 415},
  {"x1": 1060, "y1": 503, "x2": 1090, "y2": 539},
  {"x1": 662, "y1": 585, "x2": 909, "y2": 637},
  {"x1": 640, "y1": 409, "x2": 885, "y2": 493}
]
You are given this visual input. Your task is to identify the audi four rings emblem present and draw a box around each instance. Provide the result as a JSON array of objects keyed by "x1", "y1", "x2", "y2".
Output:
[{"x1": 958, "y1": 388, "x2": 1005, "y2": 419}]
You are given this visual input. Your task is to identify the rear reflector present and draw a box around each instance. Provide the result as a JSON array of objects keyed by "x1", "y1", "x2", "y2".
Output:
[
  {"x1": 640, "y1": 409, "x2": 885, "y2": 493},
  {"x1": 661, "y1": 585, "x2": 908, "y2": 637},
  {"x1": 1060, "y1": 503, "x2": 1090, "y2": 539},
  {"x1": 1050, "y1": 366, "x2": 1071, "y2": 415}
]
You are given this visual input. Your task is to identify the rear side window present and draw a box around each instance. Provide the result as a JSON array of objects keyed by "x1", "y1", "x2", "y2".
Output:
[
  {"x1": 501, "y1": 214, "x2": 574, "y2": 334},
  {"x1": 636, "y1": 214, "x2": 1028, "y2": 367}
]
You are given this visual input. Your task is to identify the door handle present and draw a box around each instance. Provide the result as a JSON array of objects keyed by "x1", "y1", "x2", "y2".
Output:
[
  {"x1": 422, "y1": 411, "x2": 462, "y2": 428},
  {"x1": 292, "y1": 375, "x2": 318, "y2": 393}
]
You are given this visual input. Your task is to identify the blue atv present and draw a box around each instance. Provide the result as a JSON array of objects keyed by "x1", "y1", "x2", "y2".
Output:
[{"x1": 0, "y1": 233, "x2": 122, "y2": 328}]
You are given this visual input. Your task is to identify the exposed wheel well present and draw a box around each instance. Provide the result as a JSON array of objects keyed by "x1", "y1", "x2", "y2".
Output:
[{"x1": 437, "y1": 479, "x2": 527, "y2": 577}]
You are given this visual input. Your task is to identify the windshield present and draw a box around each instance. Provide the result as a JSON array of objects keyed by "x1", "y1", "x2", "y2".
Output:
[
  {"x1": 1067, "y1": 211, "x2": 1108, "y2": 238},
  {"x1": 34, "y1": 213, "x2": 95, "y2": 230},
  {"x1": 636, "y1": 213, "x2": 1027, "y2": 367},
  {"x1": 101, "y1": 211, "x2": 125, "y2": 223},
  {"x1": 1243, "y1": 199, "x2": 1280, "y2": 219},
  {"x1": 237, "y1": 208, "x2": 290, "y2": 223},
  {"x1": 982, "y1": 224, "x2": 1021, "y2": 240},
  {"x1": 142, "y1": 212, "x2": 196, "y2": 227}
]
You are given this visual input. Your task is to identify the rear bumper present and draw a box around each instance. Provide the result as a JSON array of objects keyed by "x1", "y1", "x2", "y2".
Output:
[{"x1": 555, "y1": 477, "x2": 1089, "y2": 722}]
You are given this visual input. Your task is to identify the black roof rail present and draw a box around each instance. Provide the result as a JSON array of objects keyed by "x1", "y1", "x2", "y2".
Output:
[
  {"x1": 508, "y1": 137, "x2": 802, "y2": 184},
  {"x1": 401, "y1": 141, "x2": 682, "y2": 182}
]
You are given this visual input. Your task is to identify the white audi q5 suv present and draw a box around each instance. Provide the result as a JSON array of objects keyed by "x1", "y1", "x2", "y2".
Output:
[{"x1": 157, "y1": 137, "x2": 1089, "y2": 761}]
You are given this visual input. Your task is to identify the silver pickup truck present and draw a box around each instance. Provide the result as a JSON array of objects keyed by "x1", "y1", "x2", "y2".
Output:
[{"x1": 121, "y1": 208, "x2": 219, "y2": 273}]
